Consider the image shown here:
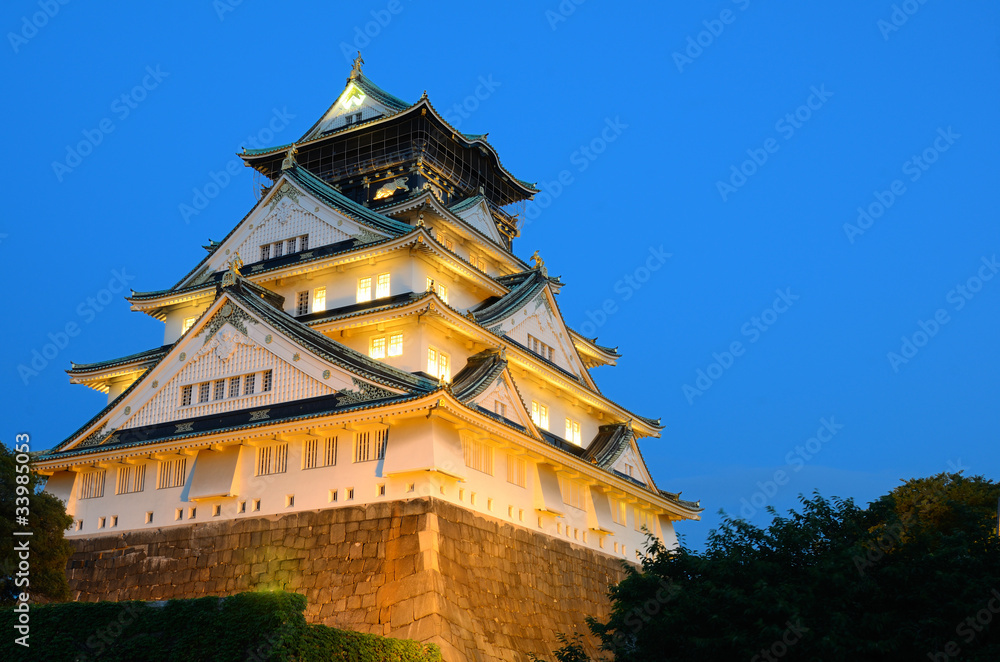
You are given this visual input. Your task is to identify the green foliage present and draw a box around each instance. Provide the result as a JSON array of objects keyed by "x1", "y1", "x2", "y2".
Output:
[
  {"x1": 0, "y1": 442, "x2": 73, "y2": 604},
  {"x1": 0, "y1": 591, "x2": 441, "y2": 662},
  {"x1": 537, "y1": 473, "x2": 1000, "y2": 662}
]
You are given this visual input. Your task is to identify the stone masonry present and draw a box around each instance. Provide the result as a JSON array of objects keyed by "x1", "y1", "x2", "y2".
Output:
[{"x1": 66, "y1": 498, "x2": 629, "y2": 661}]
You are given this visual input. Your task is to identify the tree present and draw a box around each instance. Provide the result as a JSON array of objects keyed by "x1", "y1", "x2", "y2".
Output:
[
  {"x1": 538, "y1": 473, "x2": 1000, "y2": 661},
  {"x1": 0, "y1": 441, "x2": 74, "y2": 604}
]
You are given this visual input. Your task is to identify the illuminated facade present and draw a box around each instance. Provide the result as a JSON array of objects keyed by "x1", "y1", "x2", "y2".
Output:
[{"x1": 38, "y1": 58, "x2": 700, "y2": 566}]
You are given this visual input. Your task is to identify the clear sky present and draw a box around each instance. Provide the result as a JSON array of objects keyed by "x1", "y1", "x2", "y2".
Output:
[{"x1": 2, "y1": 1, "x2": 997, "y2": 549}]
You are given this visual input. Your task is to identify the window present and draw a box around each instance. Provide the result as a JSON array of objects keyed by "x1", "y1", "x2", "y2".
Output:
[
  {"x1": 229, "y1": 376, "x2": 241, "y2": 398},
  {"x1": 444, "y1": 238, "x2": 454, "y2": 251},
  {"x1": 262, "y1": 370, "x2": 272, "y2": 393},
  {"x1": 286, "y1": 495, "x2": 295, "y2": 508},
  {"x1": 528, "y1": 335, "x2": 555, "y2": 362},
  {"x1": 188, "y1": 507, "x2": 197, "y2": 519},
  {"x1": 244, "y1": 373, "x2": 256, "y2": 396},
  {"x1": 274, "y1": 241, "x2": 283, "y2": 258},
  {"x1": 531, "y1": 401, "x2": 549, "y2": 429},
  {"x1": 471, "y1": 254, "x2": 487, "y2": 272},
  {"x1": 256, "y1": 443, "x2": 288, "y2": 476},
  {"x1": 181, "y1": 385, "x2": 193, "y2": 407},
  {"x1": 388, "y1": 333, "x2": 403, "y2": 357},
  {"x1": 507, "y1": 454, "x2": 526, "y2": 488},
  {"x1": 356, "y1": 277, "x2": 372, "y2": 303},
  {"x1": 260, "y1": 245, "x2": 270, "y2": 261},
  {"x1": 565, "y1": 419, "x2": 582, "y2": 445},
  {"x1": 213, "y1": 379, "x2": 225, "y2": 400},
  {"x1": 462, "y1": 435, "x2": 493, "y2": 475},
  {"x1": 329, "y1": 489, "x2": 338, "y2": 503},
  {"x1": 261, "y1": 235, "x2": 306, "y2": 260},
  {"x1": 75, "y1": 520, "x2": 83, "y2": 531},
  {"x1": 635, "y1": 508, "x2": 655, "y2": 532},
  {"x1": 198, "y1": 382, "x2": 210, "y2": 404},
  {"x1": 494, "y1": 401, "x2": 506, "y2": 418},
  {"x1": 353, "y1": 429, "x2": 388, "y2": 462},
  {"x1": 346, "y1": 488, "x2": 355, "y2": 500},
  {"x1": 296, "y1": 291, "x2": 309, "y2": 316},
  {"x1": 377, "y1": 484, "x2": 386, "y2": 497},
  {"x1": 79, "y1": 470, "x2": 105, "y2": 499},
  {"x1": 116, "y1": 464, "x2": 145, "y2": 495},
  {"x1": 369, "y1": 336, "x2": 386, "y2": 360},
  {"x1": 252, "y1": 499, "x2": 261, "y2": 512},
  {"x1": 376, "y1": 273, "x2": 390, "y2": 298},
  {"x1": 145, "y1": 512, "x2": 154, "y2": 524},
  {"x1": 286, "y1": 237, "x2": 297, "y2": 253},
  {"x1": 611, "y1": 498, "x2": 628, "y2": 526},
  {"x1": 300, "y1": 235, "x2": 308, "y2": 251},
  {"x1": 213, "y1": 504, "x2": 221, "y2": 517},
  {"x1": 304, "y1": 437, "x2": 336, "y2": 469},
  {"x1": 157, "y1": 458, "x2": 187, "y2": 489},
  {"x1": 426, "y1": 278, "x2": 448, "y2": 303},
  {"x1": 427, "y1": 347, "x2": 450, "y2": 382},
  {"x1": 175, "y1": 508, "x2": 182, "y2": 521},
  {"x1": 238, "y1": 501, "x2": 246, "y2": 514},
  {"x1": 559, "y1": 476, "x2": 586, "y2": 510},
  {"x1": 111, "y1": 515, "x2": 118, "y2": 527},
  {"x1": 313, "y1": 287, "x2": 326, "y2": 313},
  {"x1": 182, "y1": 317, "x2": 196, "y2": 334}
]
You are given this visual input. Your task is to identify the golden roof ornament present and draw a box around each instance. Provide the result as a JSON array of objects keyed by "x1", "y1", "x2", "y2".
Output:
[
  {"x1": 280, "y1": 145, "x2": 298, "y2": 171},
  {"x1": 221, "y1": 253, "x2": 244, "y2": 288},
  {"x1": 350, "y1": 51, "x2": 364, "y2": 80}
]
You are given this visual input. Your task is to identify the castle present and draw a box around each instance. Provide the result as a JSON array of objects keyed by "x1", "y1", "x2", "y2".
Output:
[{"x1": 38, "y1": 58, "x2": 700, "y2": 661}]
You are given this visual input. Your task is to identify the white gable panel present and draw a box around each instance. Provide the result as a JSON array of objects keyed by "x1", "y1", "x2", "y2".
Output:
[
  {"x1": 611, "y1": 444, "x2": 655, "y2": 488},
  {"x1": 500, "y1": 294, "x2": 583, "y2": 379},
  {"x1": 307, "y1": 83, "x2": 396, "y2": 139},
  {"x1": 471, "y1": 374, "x2": 533, "y2": 430},
  {"x1": 122, "y1": 324, "x2": 336, "y2": 429},
  {"x1": 454, "y1": 200, "x2": 502, "y2": 244},
  {"x1": 227, "y1": 199, "x2": 352, "y2": 265}
]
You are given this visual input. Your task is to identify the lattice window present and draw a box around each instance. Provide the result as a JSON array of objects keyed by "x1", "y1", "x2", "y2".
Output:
[
  {"x1": 157, "y1": 458, "x2": 187, "y2": 489},
  {"x1": 565, "y1": 418, "x2": 582, "y2": 445},
  {"x1": 296, "y1": 291, "x2": 309, "y2": 316},
  {"x1": 506, "y1": 454, "x2": 525, "y2": 487},
  {"x1": 426, "y1": 278, "x2": 448, "y2": 303},
  {"x1": 229, "y1": 376, "x2": 241, "y2": 398},
  {"x1": 198, "y1": 382, "x2": 210, "y2": 404},
  {"x1": 495, "y1": 401, "x2": 506, "y2": 417},
  {"x1": 79, "y1": 470, "x2": 105, "y2": 499},
  {"x1": 369, "y1": 336, "x2": 386, "y2": 360},
  {"x1": 244, "y1": 373, "x2": 256, "y2": 396},
  {"x1": 313, "y1": 287, "x2": 326, "y2": 313},
  {"x1": 357, "y1": 277, "x2": 372, "y2": 303},
  {"x1": 182, "y1": 317, "x2": 196, "y2": 334},
  {"x1": 260, "y1": 244, "x2": 270, "y2": 261},
  {"x1": 303, "y1": 433, "x2": 337, "y2": 469},
  {"x1": 256, "y1": 443, "x2": 288, "y2": 476},
  {"x1": 528, "y1": 335, "x2": 555, "y2": 362},
  {"x1": 213, "y1": 379, "x2": 225, "y2": 400},
  {"x1": 286, "y1": 237, "x2": 297, "y2": 253},
  {"x1": 323, "y1": 436, "x2": 338, "y2": 467},
  {"x1": 303, "y1": 438, "x2": 319, "y2": 470},
  {"x1": 387, "y1": 333, "x2": 403, "y2": 357},
  {"x1": 611, "y1": 498, "x2": 627, "y2": 526},
  {"x1": 274, "y1": 241, "x2": 283, "y2": 258},
  {"x1": 376, "y1": 273, "x2": 390, "y2": 298},
  {"x1": 262, "y1": 370, "x2": 272, "y2": 393},
  {"x1": 635, "y1": 508, "x2": 655, "y2": 532},
  {"x1": 300, "y1": 235, "x2": 308, "y2": 251},
  {"x1": 531, "y1": 401, "x2": 548, "y2": 429},
  {"x1": 558, "y1": 476, "x2": 585, "y2": 510},
  {"x1": 427, "y1": 347, "x2": 450, "y2": 382},
  {"x1": 180, "y1": 385, "x2": 193, "y2": 407},
  {"x1": 463, "y1": 436, "x2": 493, "y2": 475},
  {"x1": 116, "y1": 464, "x2": 145, "y2": 495},
  {"x1": 353, "y1": 429, "x2": 387, "y2": 462}
]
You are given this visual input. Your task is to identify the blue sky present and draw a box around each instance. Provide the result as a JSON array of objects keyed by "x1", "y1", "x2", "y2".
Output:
[{"x1": 2, "y1": 1, "x2": 998, "y2": 549}]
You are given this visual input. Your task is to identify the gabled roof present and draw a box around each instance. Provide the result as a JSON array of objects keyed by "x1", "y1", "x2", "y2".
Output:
[
  {"x1": 68, "y1": 345, "x2": 170, "y2": 376},
  {"x1": 471, "y1": 268, "x2": 552, "y2": 327}
]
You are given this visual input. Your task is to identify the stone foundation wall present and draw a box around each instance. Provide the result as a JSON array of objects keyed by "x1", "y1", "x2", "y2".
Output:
[{"x1": 67, "y1": 498, "x2": 627, "y2": 661}]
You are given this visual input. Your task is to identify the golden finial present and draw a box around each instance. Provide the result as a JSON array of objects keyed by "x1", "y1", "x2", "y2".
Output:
[
  {"x1": 350, "y1": 51, "x2": 364, "y2": 79},
  {"x1": 281, "y1": 145, "x2": 298, "y2": 171},
  {"x1": 530, "y1": 251, "x2": 544, "y2": 270},
  {"x1": 221, "y1": 253, "x2": 243, "y2": 288}
]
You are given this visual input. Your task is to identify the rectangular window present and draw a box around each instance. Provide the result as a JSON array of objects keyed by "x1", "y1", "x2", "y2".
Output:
[
  {"x1": 256, "y1": 443, "x2": 288, "y2": 476},
  {"x1": 286, "y1": 237, "x2": 297, "y2": 254},
  {"x1": 329, "y1": 490, "x2": 338, "y2": 503},
  {"x1": 145, "y1": 512, "x2": 153, "y2": 524},
  {"x1": 238, "y1": 501, "x2": 246, "y2": 514},
  {"x1": 157, "y1": 458, "x2": 187, "y2": 489},
  {"x1": 611, "y1": 498, "x2": 627, "y2": 526},
  {"x1": 369, "y1": 336, "x2": 386, "y2": 360},
  {"x1": 353, "y1": 429, "x2": 387, "y2": 462},
  {"x1": 324, "y1": 436, "x2": 338, "y2": 467},
  {"x1": 506, "y1": 454, "x2": 526, "y2": 488},
  {"x1": 198, "y1": 382, "x2": 210, "y2": 404},
  {"x1": 296, "y1": 291, "x2": 309, "y2": 316},
  {"x1": 427, "y1": 348, "x2": 450, "y2": 382},
  {"x1": 426, "y1": 278, "x2": 448, "y2": 303},
  {"x1": 229, "y1": 376, "x2": 241, "y2": 398},
  {"x1": 463, "y1": 436, "x2": 493, "y2": 475},
  {"x1": 262, "y1": 370, "x2": 272, "y2": 393},
  {"x1": 111, "y1": 515, "x2": 118, "y2": 527},
  {"x1": 79, "y1": 470, "x2": 105, "y2": 499},
  {"x1": 388, "y1": 333, "x2": 403, "y2": 357},
  {"x1": 188, "y1": 507, "x2": 197, "y2": 520},
  {"x1": 244, "y1": 373, "x2": 256, "y2": 396},
  {"x1": 213, "y1": 379, "x2": 226, "y2": 400},
  {"x1": 494, "y1": 401, "x2": 506, "y2": 417},
  {"x1": 528, "y1": 335, "x2": 555, "y2": 362},
  {"x1": 531, "y1": 401, "x2": 549, "y2": 429},
  {"x1": 635, "y1": 508, "x2": 655, "y2": 532},
  {"x1": 274, "y1": 241, "x2": 283, "y2": 258},
  {"x1": 565, "y1": 418, "x2": 582, "y2": 445},
  {"x1": 300, "y1": 235, "x2": 308, "y2": 251},
  {"x1": 313, "y1": 287, "x2": 326, "y2": 313},
  {"x1": 376, "y1": 273, "x2": 390, "y2": 298},
  {"x1": 213, "y1": 504, "x2": 221, "y2": 517},
  {"x1": 357, "y1": 277, "x2": 372, "y2": 303},
  {"x1": 181, "y1": 385, "x2": 193, "y2": 407},
  {"x1": 253, "y1": 499, "x2": 261, "y2": 512},
  {"x1": 558, "y1": 476, "x2": 586, "y2": 510},
  {"x1": 303, "y1": 438, "x2": 319, "y2": 470},
  {"x1": 115, "y1": 464, "x2": 145, "y2": 495},
  {"x1": 260, "y1": 245, "x2": 271, "y2": 261},
  {"x1": 182, "y1": 317, "x2": 196, "y2": 334},
  {"x1": 347, "y1": 488, "x2": 355, "y2": 500},
  {"x1": 445, "y1": 238, "x2": 454, "y2": 251}
]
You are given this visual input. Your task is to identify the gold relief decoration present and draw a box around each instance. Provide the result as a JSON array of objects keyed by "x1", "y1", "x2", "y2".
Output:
[
  {"x1": 265, "y1": 334, "x2": 272, "y2": 344},
  {"x1": 323, "y1": 370, "x2": 330, "y2": 379}
]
